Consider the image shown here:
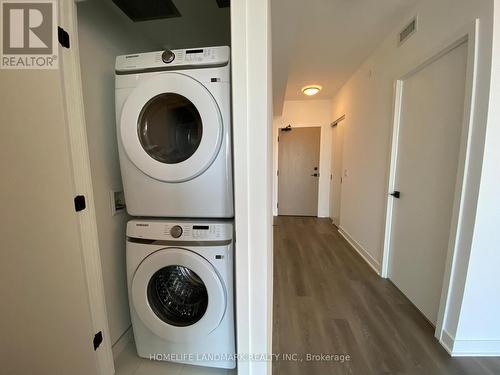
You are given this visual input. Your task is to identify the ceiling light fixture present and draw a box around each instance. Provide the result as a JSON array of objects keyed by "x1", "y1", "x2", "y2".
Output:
[{"x1": 302, "y1": 85, "x2": 322, "y2": 96}]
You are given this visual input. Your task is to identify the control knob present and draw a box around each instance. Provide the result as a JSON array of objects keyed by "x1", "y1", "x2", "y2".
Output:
[
  {"x1": 161, "y1": 50, "x2": 175, "y2": 64},
  {"x1": 170, "y1": 225, "x2": 183, "y2": 238}
]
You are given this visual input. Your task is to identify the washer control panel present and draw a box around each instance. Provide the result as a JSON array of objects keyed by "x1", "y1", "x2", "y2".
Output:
[{"x1": 127, "y1": 220, "x2": 233, "y2": 241}]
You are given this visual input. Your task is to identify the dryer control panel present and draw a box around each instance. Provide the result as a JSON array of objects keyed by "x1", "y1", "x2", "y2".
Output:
[
  {"x1": 127, "y1": 219, "x2": 233, "y2": 242},
  {"x1": 115, "y1": 46, "x2": 230, "y2": 74}
]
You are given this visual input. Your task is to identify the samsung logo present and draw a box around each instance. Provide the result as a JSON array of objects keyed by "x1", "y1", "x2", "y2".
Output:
[{"x1": 136, "y1": 223, "x2": 149, "y2": 227}]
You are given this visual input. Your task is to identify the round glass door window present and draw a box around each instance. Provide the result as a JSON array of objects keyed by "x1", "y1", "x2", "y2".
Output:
[
  {"x1": 147, "y1": 265, "x2": 208, "y2": 327},
  {"x1": 138, "y1": 93, "x2": 203, "y2": 164}
]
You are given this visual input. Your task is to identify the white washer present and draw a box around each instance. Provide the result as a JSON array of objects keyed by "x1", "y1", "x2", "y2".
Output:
[
  {"x1": 126, "y1": 219, "x2": 235, "y2": 369},
  {"x1": 115, "y1": 46, "x2": 233, "y2": 217}
]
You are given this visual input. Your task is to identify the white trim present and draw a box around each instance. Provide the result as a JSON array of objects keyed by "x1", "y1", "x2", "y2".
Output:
[
  {"x1": 451, "y1": 340, "x2": 500, "y2": 357},
  {"x1": 59, "y1": 2, "x2": 114, "y2": 374},
  {"x1": 438, "y1": 329, "x2": 500, "y2": 356},
  {"x1": 435, "y1": 21, "x2": 479, "y2": 347},
  {"x1": 381, "y1": 21, "x2": 479, "y2": 351},
  {"x1": 440, "y1": 329, "x2": 455, "y2": 355},
  {"x1": 231, "y1": 0, "x2": 273, "y2": 374},
  {"x1": 338, "y1": 227, "x2": 381, "y2": 275},
  {"x1": 381, "y1": 79, "x2": 403, "y2": 279},
  {"x1": 112, "y1": 326, "x2": 133, "y2": 361},
  {"x1": 329, "y1": 115, "x2": 346, "y2": 225}
]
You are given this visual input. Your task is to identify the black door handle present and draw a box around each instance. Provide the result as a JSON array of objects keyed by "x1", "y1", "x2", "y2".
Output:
[{"x1": 390, "y1": 191, "x2": 400, "y2": 199}]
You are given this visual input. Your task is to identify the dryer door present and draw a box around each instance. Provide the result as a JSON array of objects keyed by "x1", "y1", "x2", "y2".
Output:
[
  {"x1": 120, "y1": 72, "x2": 223, "y2": 182},
  {"x1": 131, "y1": 248, "x2": 226, "y2": 342}
]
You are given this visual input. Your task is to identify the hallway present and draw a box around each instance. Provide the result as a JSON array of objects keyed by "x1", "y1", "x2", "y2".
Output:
[{"x1": 272, "y1": 216, "x2": 500, "y2": 375}]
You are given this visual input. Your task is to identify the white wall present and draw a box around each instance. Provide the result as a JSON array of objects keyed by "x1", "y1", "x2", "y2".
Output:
[
  {"x1": 77, "y1": 1, "x2": 157, "y2": 345},
  {"x1": 231, "y1": 0, "x2": 273, "y2": 375},
  {"x1": 273, "y1": 100, "x2": 332, "y2": 217},
  {"x1": 271, "y1": 0, "x2": 301, "y2": 115},
  {"x1": 330, "y1": 0, "x2": 497, "y2": 354},
  {"x1": 452, "y1": 3, "x2": 500, "y2": 354},
  {"x1": 231, "y1": 0, "x2": 273, "y2": 374}
]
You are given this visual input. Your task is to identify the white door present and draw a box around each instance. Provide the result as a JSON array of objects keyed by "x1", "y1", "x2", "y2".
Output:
[
  {"x1": 120, "y1": 72, "x2": 223, "y2": 182},
  {"x1": 329, "y1": 120, "x2": 344, "y2": 226},
  {"x1": 278, "y1": 127, "x2": 321, "y2": 216},
  {"x1": 0, "y1": 70, "x2": 99, "y2": 372},
  {"x1": 388, "y1": 42, "x2": 468, "y2": 325}
]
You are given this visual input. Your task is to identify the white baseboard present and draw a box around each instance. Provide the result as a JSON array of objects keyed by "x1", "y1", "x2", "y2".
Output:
[
  {"x1": 439, "y1": 329, "x2": 500, "y2": 356},
  {"x1": 338, "y1": 227, "x2": 381, "y2": 275},
  {"x1": 112, "y1": 326, "x2": 133, "y2": 360},
  {"x1": 452, "y1": 339, "x2": 500, "y2": 357},
  {"x1": 440, "y1": 329, "x2": 454, "y2": 355}
]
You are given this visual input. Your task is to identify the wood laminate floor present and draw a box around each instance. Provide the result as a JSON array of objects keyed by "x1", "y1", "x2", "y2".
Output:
[{"x1": 272, "y1": 216, "x2": 500, "y2": 375}]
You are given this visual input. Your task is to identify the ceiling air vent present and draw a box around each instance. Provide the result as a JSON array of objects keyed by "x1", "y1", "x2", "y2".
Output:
[
  {"x1": 112, "y1": 0, "x2": 181, "y2": 22},
  {"x1": 399, "y1": 17, "x2": 417, "y2": 46}
]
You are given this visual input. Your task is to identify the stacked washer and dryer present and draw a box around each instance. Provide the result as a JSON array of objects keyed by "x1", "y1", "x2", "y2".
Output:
[{"x1": 115, "y1": 46, "x2": 235, "y2": 369}]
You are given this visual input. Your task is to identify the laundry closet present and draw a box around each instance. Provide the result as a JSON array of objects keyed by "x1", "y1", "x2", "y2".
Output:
[{"x1": 75, "y1": 0, "x2": 233, "y2": 373}]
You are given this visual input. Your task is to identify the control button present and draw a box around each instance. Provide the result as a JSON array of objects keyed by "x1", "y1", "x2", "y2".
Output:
[
  {"x1": 170, "y1": 225, "x2": 183, "y2": 238},
  {"x1": 161, "y1": 50, "x2": 175, "y2": 64}
]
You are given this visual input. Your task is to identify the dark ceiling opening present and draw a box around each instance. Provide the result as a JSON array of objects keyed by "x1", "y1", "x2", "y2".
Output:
[
  {"x1": 112, "y1": 0, "x2": 230, "y2": 22},
  {"x1": 216, "y1": 0, "x2": 230, "y2": 8},
  {"x1": 111, "y1": 0, "x2": 181, "y2": 22}
]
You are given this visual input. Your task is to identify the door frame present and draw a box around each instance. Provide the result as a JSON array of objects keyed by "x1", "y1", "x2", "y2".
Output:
[
  {"x1": 275, "y1": 124, "x2": 323, "y2": 216},
  {"x1": 59, "y1": 1, "x2": 114, "y2": 374},
  {"x1": 231, "y1": 1, "x2": 273, "y2": 374},
  {"x1": 381, "y1": 21, "x2": 479, "y2": 343},
  {"x1": 277, "y1": 125, "x2": 322, "y2": 216},
  {"x1": 61, "y1": 1, "x2": 273, "y2": 375},
  {"x1": 329, "y1": 115, "x2": 346, "y2": 226}
]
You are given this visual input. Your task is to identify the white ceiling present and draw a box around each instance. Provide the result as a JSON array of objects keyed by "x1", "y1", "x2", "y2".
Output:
[{"x1": 272, "y1": 0, "x2": 418, "y2": 113}]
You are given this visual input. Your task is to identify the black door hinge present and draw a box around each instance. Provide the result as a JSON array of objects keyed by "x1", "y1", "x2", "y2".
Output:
[
  {"x1": 58, "y1": 26, "x2": 70, "y2": 48},
  {"x1": 74, "y1": 195, "x2": 86, "y2": 212},
  {"x1": 390, "y1": 191, "x2": 401, "y2": 199},
  {"x1": 93, "y1": 331, "x2": 103, "y2": 351}
]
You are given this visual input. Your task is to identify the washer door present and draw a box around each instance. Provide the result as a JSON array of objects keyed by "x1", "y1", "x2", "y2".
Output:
[
  {"x1": 132, "y1": 248, "x2": 226, "y2": 342},
  {"x1": 120, "y1": 73, "x2": 223, "y2": 182}
]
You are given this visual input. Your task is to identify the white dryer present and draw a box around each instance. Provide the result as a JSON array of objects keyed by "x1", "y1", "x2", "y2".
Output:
[
  {"x1": 115, "y1": 46, "x2": 233, "y2": 217},
  {"x1": 126, "y1": 219, "x2": 235, "y2": 369}
]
